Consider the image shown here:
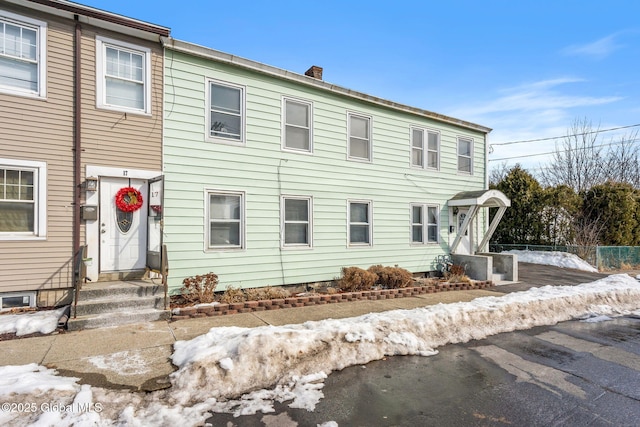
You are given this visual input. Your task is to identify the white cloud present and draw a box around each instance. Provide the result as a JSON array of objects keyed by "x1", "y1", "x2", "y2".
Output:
[{"x1": 562, "y1": 34, "x2": 623, "y2": 59}]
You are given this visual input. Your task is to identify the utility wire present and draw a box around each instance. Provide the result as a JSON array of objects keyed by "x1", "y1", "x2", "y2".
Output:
[
  {"x1": 490, "y1": 123, "x2": 640, "y2": 147},
  {"x1": 489, "y1": 137, "x2": 640, "y2": 162}
]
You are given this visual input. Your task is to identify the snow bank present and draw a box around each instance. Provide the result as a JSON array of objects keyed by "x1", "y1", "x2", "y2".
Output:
[
  {"x1": 505, "y1": 250, "x2": 598, "y2": 272},
  {"x1": 0, "y1": 307, "x2": 65, "y2": 336},
  {"x1": 4, "y1": 275, "x2": 640, "y2": 426},
  {"x1": 169, "y1": 274, "x2": 639, "y2": 405}
]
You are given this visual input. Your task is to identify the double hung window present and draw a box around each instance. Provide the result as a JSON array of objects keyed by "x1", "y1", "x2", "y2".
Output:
[
  {"x1": 0, "y1": 159, "x2": 46, "y2": 239},
  {"x1": 96, "y1": 36, "x2": 151, "y2": 114},
  {"x1": 348, "y1": 113, "x2": 372, "y2": 161},
  {"x1": 282, "y1": 196, "x2": 312, "y2": 247},
  {"x1": 457, "y1": 137, "x2": 473, "y2": 174},
  {"x1": 411, "y1": 128, "x2": 440, "y2": 169},
  {"x1": 207, "y1": 191, "x2": 244, "y2": 249},
  {"x1": 208, "y1": 80, "x2": 244, "y2": 142},
  {"x1": 283, "y1": 98, "x2": 312, "y2": 152},
  {"x1": 0, "y1": 11, "x2": 46, "y2": 97},
  {"x1": 348, "y1": 200, "x2": 372, "y2": 245}
]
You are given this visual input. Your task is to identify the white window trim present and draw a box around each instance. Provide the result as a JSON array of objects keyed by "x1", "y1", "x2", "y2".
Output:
[
  {"x1": 0, "y1": 158, "x2": 46, "y2": 240},
  {"x1": 95, "y1": 36, "x2": 151, "y2": 115},
  {"x1": 347, "y1": 112, "x2": 373, "y2": 162},
  {"x1": 0, "y1": 291, "x2": 36, "y2": 311},
  {"x1": 282, "y1": 96, "x2": 313, "y2": 154},
  {"x1": 0, "y1": 10, "x2": 47, "y2": 99},
  {"x1": 280, "y1": 195, "x2": 313, "y2": 249},
  {"x1": 410, "y1": 203, "x2": 439, "y2": 245},
  {"x1": 347, "y1": 199, "x2": 373, "y2": 247},
  {"x1": 206, "y1": 78, "x2": 246, "y2": 145},
  {"x1": 457, "y1": 136, "x2": 474, "y2": 175},
  {"x1": 410, "y1": 127, "x2": 440, "y2": 170},
  {"x1": 204, "y1": 189, "x2": 245, "y2": 251}
]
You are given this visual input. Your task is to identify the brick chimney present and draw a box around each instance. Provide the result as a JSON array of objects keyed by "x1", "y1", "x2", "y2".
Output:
[{"x1": 305, "y1": 65, "x2": 323, "y2": 80}]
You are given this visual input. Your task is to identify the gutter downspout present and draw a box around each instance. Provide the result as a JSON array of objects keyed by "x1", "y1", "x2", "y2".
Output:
[{"x1": 73, "y1": 17, "x2": 82, "y2": 269}]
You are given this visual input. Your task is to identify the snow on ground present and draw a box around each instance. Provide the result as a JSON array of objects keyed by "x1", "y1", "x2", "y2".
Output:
[
  {"x1": 2, "y1": 275, "x2": 640, "y2": 426},
  {"x1": 505, "y1": 250, "x2": 599, "y2": 272},
  {"x1": 0, "y1": 307, "x2": 65, "y2": 336}
]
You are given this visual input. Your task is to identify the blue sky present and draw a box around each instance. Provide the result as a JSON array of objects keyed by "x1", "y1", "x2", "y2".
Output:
[{"x1": 82, "y1": 0, "x2": 640, "y2": 174}]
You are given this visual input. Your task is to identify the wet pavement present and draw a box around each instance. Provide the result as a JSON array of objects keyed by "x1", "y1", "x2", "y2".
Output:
[{"x1": 212, "y1": 315, "x2": 640, "y2": 426}]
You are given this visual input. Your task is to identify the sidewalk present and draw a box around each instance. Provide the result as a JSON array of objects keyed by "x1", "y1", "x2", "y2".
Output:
[{"x1": 0, "y1": 289, "x2": 501, "y2": 392}]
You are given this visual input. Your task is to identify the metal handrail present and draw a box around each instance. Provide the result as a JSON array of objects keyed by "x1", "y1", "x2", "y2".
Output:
[{"x1": 161, "y1": 244, "x2": 169, "y2": 310}]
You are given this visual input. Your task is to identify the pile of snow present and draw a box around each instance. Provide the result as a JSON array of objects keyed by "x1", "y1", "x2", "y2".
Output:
[
  {"x1": 2, "y1": 275, "x2": 640, "y2": 426},
  {"x1": 0, "y1": 307, "x2": 65, "y2": 336},
  {"x1": 505, "y1": 250, "x2": 598, "y2": 272}
]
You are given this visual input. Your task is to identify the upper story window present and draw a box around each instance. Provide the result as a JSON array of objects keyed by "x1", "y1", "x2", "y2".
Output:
[
  {"x1": 283, "y1": 97, "x2": 312, "y2": 153},
  {"x1": 0, "y1": 158, "x2": 47, "y2": 240},
  {"x1": 0, "y1": 11, "x2": 46, "y2": 98},
  {"x1": 96, "y1": 36, "x2": 151, "y2": 114},
  {"x1": 208, "y1": 79, "x2": 245, "y2": 143},
  {"x1": 457, "y1": 137, "x2": 473, "y2": 174},
  {"x1": 411, "y1": 128, "x2": 440, "y2": 169},
  {"x1": 281, "y1": 196, "x2": 312, "y2": 248},
  {"x1": 348, "y1": 113, "x2": 372, "y2": 162},
  {"x1": 206, "y1": 190, "x2": 244, "y2": 250},
  {"x1": 348, "y1": 200, "x2": 372, "y2": 246}
]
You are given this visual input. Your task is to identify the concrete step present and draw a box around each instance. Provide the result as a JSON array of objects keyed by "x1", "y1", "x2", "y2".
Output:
[
  {"x1": 77, "y1": 280, "x2": 163, "y2": 300},
  {"x1": 73, "y1": 295, "x2": 165, "y2": 317},
  {"x1": 67, "y1": 308, "x2": 171, "y2": 331}
]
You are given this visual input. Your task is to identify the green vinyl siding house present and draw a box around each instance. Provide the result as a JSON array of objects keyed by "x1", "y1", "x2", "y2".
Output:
[{"x1": 162, "y1": 38, "x2": 512, "y2": 292}]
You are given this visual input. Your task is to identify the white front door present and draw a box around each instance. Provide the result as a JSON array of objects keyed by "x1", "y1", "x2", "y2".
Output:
[
  {"x1": 456, "y1": 209, "x2": 472, "y2": 255},
  {"x1": 99, "y1": 177, "x2": 148, "y2": 272}
]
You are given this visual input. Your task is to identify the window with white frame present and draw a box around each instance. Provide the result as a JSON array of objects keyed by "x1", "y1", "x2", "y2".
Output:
[
  {"x1": 348, "y1": 113, "x2": 371, "y2": 161},
  {"x1": 0, "y1": 292, "x2": 35, "y2": 311},
  {"x1": 457, "y1": 137, "x2": 473, "y2": 174},
  {"x1": 207, "y1": 191, "x2": 244, "y2": 249},
  {"x1": 96, "y1": 36, "x2": 151, "y2": 114},
  {"x1": 0, "y1": 159, "x2": 46, "y2": 239},
  {"x1": 282, "y1": 196, "x2": 312, "y2": 247},
  {"x1": 348, "y1": 200, "x2": 372, "y2": 245},
  {"x1": 411, "y1": 128, "x2": 440, "y2": 169},
  {"x1": 411, "y1": 204, "x2": 439, "y2": 244},
  {"x1": 283, "y1": 98, "x2": 312, "y2": 152},
  {"x1": 0, "y1": 11, "x2": 46, "y2": 97},
  {"x1": 208, "y1": 79, "x2": 244, "y2": 142}
]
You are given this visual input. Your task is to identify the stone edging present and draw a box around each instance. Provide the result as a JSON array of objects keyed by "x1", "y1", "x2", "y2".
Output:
[{"x1": 170, "y1": 281, "x2": 494, "y2": 320}]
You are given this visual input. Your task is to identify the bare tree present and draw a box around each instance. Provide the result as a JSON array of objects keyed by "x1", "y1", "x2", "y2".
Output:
[
  {"x1": 605, "y1": 130, "x2": 640, "y2": 187},
  {"x1": 539, "y1": 118, "x2": 607, "y2": 192},
  {"x1": 489, "y1": 161, "x2": 510, "y2": 186}
]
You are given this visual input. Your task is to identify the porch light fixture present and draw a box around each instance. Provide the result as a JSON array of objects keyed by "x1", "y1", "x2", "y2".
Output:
[{"x1": 85, "y1": 177, "x2": 98, "y2": 192}]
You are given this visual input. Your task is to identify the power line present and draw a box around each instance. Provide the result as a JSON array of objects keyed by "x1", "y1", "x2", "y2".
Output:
[
  {"x1": 490, "y1": 123, "x2": 640, "y2": 147},
  {"x1": 489, "y1": 137, "x2": 640, "y2": 162}
]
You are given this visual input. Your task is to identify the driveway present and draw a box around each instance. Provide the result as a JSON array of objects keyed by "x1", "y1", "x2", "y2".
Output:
[{"x1": 493, "y1": 262, "x2": 611, "y2": 293}]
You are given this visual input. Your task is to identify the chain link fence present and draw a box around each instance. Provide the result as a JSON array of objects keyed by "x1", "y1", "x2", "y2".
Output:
[{"x1": 489, "y1": 244, "x2": 640, "y2": 270}]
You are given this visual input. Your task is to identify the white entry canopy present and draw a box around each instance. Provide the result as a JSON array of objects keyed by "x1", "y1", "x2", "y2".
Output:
[
  {"x1": 448, "y1": 189, "x2": 510, "y2": 253},
  {"x1": 449, "y1": 189, "x2": 511, "y2": 208}
]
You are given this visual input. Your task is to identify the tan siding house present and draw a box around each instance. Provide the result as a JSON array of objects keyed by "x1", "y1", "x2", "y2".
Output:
[{"x1": 0, "y1": 0, "x2": 168, "y2": 309}]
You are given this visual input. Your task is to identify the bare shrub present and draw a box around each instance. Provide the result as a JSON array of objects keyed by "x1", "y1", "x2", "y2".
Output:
[
  {"x1": 180, "y1": 272, "x2": 219, "y2": 304},
  {"x1": 337, "y1": 266, "x2": 377, "y2": 292},
  {"x1": 245, "y1": 286, "x2": 290, "y2": 301},
  {"x1": 445, "y1": 264, "x2": 471, "y2": 283},
  {"x1": 219, "y1": 286, "x2": 246, "y2": 304},
  {"x1": 368, "y1": 265, "x2": 413, "y2": 289}
]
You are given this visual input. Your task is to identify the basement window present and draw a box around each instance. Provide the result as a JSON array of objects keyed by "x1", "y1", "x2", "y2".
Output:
[{"x1": 0, "y1": 292, "x2": 36, "y2": 311}]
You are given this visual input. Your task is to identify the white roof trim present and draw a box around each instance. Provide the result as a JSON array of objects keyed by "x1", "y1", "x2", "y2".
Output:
[{"x1": 449, "y1": 189, "x2": 511, "y2": 208}]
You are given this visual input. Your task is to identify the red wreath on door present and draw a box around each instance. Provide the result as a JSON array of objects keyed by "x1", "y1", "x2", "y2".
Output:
[{"x1": 115, "y1": 187, "x2": 144, "y2": 212}]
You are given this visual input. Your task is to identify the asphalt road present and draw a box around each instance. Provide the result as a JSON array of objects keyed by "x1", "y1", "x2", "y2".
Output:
[
  {"x1": 493, "y1": 262, "x2": 610, "y2": 293},
  {"x1": 212, "y1": 316, "x2": 640, "y2": 427}
]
